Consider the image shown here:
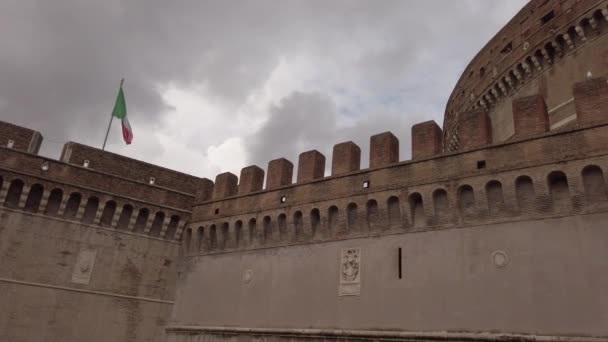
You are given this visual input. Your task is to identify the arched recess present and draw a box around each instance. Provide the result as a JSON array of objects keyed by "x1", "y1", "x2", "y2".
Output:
[
  {"x1": 293, "y1": 211, "x2": 303, "y2": 240},
  {"x1": 328, "y1": 206, "x2": 339, "y2": 232},
  {"x1": 234, "y1": 220, "x2": 243, "y2": 247},
  {"x1": 310, "y1": 208, "x2": 320, "y2": 238},
  {"x1": 387, "y1": 196, "x2": 401, "y2": 226},
  {"x1": 82, "y1": 197, "x2": 100, "y2": 224},
  {"x1": 346, "y1": 203, "x2": 358, "y2": 230},
  {"x1": 458, "y1": 185, "x2": 475, "y2": 214},
  {"x1": 183, "y1": 227, "x2": 192, "y2": 254},
  {"x1": 582, "y1": 165, "x2": 607, "y2": 201},
  {"x1": 133, "y1": 208, "x2": 150, "y2": 233},
  {"x1": 63, "y1": 192, "x2": 82, "y2": 219},
  {"x1": 432, "y1": 189, "x2": 448, "y2": 220},
  {"x1": 547, "y1": 171, "x2": 571, "y2": 210},
  {"x1": 248, "y1": 218, "x2": 257, "y2": 245},
  {"x1": 220, "y1": 222, "x2": 229, "y2": 249},
  {"x1": 278, "y1": 214, "x2": 287, "y2": 240},
  {"x1": 366, "y1": 199, "x2": 379, "y2": 230},
  {"x1": 117, "y1": 204, "x2": 133, "y2": 230},
  {"x1": 149, "y1": 212, "x2": 165, "y2": 237},
  {"x1": 4, "y1": 179, "x2": 24, "y2": 208},
  {"x1": 515, "y1": 176, "x2": 535, "y2": 210},
  {"x1": 408, "y1": 193, "x2": 424, "y2": 228},
  {"x1": 196, "y1": 226, "x2": 205, "y2": 251},
  {"x1": 99, "y1": 200, "x2": 117, "y2": 227},
  {"x1": 209, "y1": 224, "x2": 217, "y2": 250},
  {"x1": 164, "y1": 215, "x2": 180, "y2": 240},
  {"x1": 45, "y1": 188, "x2": 63, "y2": 216},
  {"x1": 24, "y1": 183, "x2": 44, "y2": 212},
  {"x1": 262, "y1": 216, "x2": 272, "y2": 244},
  {"x1": 485, "y1": 180, "x2": 504, "y2": 214}
]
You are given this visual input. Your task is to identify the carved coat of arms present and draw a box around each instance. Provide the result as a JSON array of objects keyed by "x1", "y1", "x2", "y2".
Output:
[
  {"x1": 71, "y1": 249, "x2": 97, "y2": 285},
  {"x1": 339, "y1": 247, "x2": 361, "y2": 296}
]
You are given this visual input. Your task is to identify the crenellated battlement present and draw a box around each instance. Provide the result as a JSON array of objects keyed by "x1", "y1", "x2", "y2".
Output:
[
  {"x1": 186, "y1": 77, "x2": 608, "y2": 255},
  {"x1": 0, "y1": 127, "x2": 206, "y2": 241}
]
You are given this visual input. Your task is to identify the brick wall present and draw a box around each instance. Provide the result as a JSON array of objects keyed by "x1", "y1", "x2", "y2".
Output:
[
  {"x1": 61, "y1": 142, "x2": 207, "y2": 195},
  {"x1": 0, "y1": 120, "x2": 43, "y2": 154}
]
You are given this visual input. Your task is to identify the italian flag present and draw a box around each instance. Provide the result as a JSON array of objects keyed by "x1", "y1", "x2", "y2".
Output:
[{"x1": 112, "y1": 81, "x2": 133, "y2": 144}]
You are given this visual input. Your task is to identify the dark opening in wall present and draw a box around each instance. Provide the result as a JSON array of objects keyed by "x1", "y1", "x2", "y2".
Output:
[
  {"x1": 293, "y1": 211, "x2": 303, "y2": 240},
  {"x1": 99, "y1": 200, "x2": 117, "y2": 227},
  {"x1": 165, "y1": 215, "x2": 180, "y2": 240},
  {"x1": 45, "y1": 188, "x2": 63, "y2": 216},
  {"x1": 209, "y1": 224, "x2": 217, "y2": 250},
  {"x1": 366, "y1": 199, "x2": 379, "y2": 230},
  {"x1": 477, "y1": 160, "x2": 486, "y2": 169},
  {"x1": 196, "y1": 226, "x2": 205, "y2": 251},
  {"x1": 278, "y1": 213, "x2": 287, "y2": 240},
  {"x1": 133, "y1": 208, "x2": 149, "y2": 233},
  {"x1": 234, "y1": 220, "x2": 243, "y2": 247},
  {"x1": 262, "y1": 216, "x2": 272, "y2": 244},
  {"x1": 500, "y1": 42, "x2": 513, "y2": 54},
  {"x1": 117, "y1": 204, "x2": 133, "y2": 230},
  {"x1": 547, "y1": 171, "x2": 570, "y2": 210},
  {"x1": 221, "y1": 222, "x2": 229, "y2": 249},
  {"x1": 248, "y1": 218, "x2": 257, "y2": 245},
  {"x1": 408, "y1": 193, "x2": 424, "y2": 228},
  {"x1": 4, "y1": 179, "x2": 24, "y2": 208},
  {"x1": 214, "y1": 208, "x2": 219, "y2": 215},
  {"x1": 480, "y1": 67, "x2": 486, "y2": 78},
  {"x1": 541, "y1": 10, "x2": 555, "y2": 25},
  {"x1": 82, "y1": 197, "x2": 100, "y2": 224},
  {"x1": 24, "y1": 184, "x2": 44, "y2": 212},
  {"x1": 149, "y1": 212, "x2": 165, "y2": 237},
  {"x1": 346, "y1": 203, "x2": 358, "y2": 229},
  {"x1": 310, "y1": 209, "x2": 320, "y2": 238},
  {"x1": 432, "y1": 189, "x2": 449, "y2": 220},
  {"x1": 387, "y1": 196, "x2": 401, "y2": 225}
]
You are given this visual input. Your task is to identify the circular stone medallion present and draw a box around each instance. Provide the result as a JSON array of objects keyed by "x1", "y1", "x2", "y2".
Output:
[{"x1": 491, "y1": 250, "x2": 508, "y2": 268}]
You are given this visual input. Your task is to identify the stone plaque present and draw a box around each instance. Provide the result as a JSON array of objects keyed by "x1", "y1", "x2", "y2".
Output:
[
  {"x1": 71, "y1": 249, "x2": 97, "y2": 284},
  {"x1": 339, "y1": 247, "x2": 361, "y2": 296}
]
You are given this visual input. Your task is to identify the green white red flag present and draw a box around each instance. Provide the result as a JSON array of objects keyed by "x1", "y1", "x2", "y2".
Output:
[{"x1": 111, "y1": 81, "x2": 133, "y2": 144}]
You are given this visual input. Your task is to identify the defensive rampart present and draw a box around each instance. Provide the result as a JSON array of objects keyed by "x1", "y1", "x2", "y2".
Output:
[
  {"x1": 167, "y1": 78, "x2": 608, "y2": 341},
  {"x1": 444, "y1": 0, "x2": 608, "y2": 147},
  {"x1": 0, "y1": 127, "x2": 207, "y2": 341}
]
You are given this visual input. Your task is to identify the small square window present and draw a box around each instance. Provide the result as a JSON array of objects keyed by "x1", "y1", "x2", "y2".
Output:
[
  {"x1": 541, "y1": 10, "x2": 555, "y2": 25},
  {"x1": 477, "y1": 160, "x2": 486, "y2": 169},
  {"x1": 280, "y1": 196, "x2": 287, "y2": 203},
  {"x1": 7, "y1": 139, "x2": 14, "y2": 148},
  {"x1": 362, "y1": 180, "x2": 370, "y2": 188},
  {"x1": 214, "y1": 208, "x2": 220, "y2": 215}
]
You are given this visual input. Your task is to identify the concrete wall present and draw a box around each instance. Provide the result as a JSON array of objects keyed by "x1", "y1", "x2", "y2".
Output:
[
  {"x1": 169, "y1": 212, "x2": 608, "y2": 337},
  {"x1": 0, "y1": 207, "x2": 178, "y2": 342}
]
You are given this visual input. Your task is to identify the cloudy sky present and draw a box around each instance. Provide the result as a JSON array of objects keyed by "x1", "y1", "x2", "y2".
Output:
[{"x1": 0, "y1": 0, "x2": 527, "y2": 180}]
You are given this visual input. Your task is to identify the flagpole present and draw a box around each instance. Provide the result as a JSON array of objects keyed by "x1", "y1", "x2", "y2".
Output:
[{"x1": 102, "y1": 78, "x2": 124, "y2": 151}]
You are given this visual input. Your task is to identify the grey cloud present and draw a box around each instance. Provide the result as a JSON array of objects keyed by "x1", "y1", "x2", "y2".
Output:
[{"x1": 0, "y1": 0, "x2": 527, "y2": 174}]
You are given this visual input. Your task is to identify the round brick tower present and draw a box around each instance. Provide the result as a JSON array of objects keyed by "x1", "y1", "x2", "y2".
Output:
[{"x1": 443, "y1": 0, "x2": 608, "y2": 151}]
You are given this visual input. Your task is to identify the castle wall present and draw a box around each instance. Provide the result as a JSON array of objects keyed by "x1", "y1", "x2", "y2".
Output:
[
  {"x1": 444, "y1": 0, "x2": 608, "y2": 148},
  {"x1": 168, "y1": 212, "x2": 608, "y2": 339},
  {"x1": 489, "y1": 32, "x2": 608, "y2": 142},
  {"x1": 168, "y1": 80, "x2": 608, "y2": 340},
  {"x1": 0, "y1": 126, "x2": 197, "y2": 342},
  {"x1": 0, "y1": 208, "x2": 178, "y2": 342}
]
